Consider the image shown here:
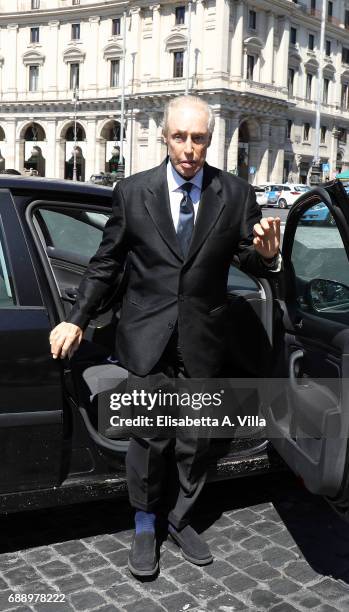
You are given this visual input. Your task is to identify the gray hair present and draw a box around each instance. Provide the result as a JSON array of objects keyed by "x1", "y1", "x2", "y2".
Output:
[{"x1": 162, "y1": 95, "x2": 215, "y2": 136}]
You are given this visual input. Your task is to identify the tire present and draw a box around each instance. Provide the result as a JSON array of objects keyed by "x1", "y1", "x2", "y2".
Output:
[{"x1": 278, "y1": 199, "x2": 287, "y2": 209}]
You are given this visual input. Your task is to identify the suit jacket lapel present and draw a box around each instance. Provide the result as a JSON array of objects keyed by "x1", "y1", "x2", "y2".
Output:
[
  {"x1": 145, "y1": 159, "x2": 183, "y2": 261},
  {"x1": 185, "y1": 163, "x2": 225, "y2": 263}
]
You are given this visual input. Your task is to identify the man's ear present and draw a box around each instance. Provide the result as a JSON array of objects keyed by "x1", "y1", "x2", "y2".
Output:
[
  {"x1": 207, "y1": 133, "x2": 212, "y2": 147},
  {"x1": 162, "y1": 131, "x2": 168, "y2": 145}
]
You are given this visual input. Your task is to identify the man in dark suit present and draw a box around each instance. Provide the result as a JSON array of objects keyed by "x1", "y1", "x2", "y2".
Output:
[{"x1": 50, "y1": 95, "x2": 280, "y2": 578}]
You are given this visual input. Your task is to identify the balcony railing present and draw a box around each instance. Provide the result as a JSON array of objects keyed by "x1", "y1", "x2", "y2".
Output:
[{"x1": 304, "y1": 6, "x2": 342, "y2": 27}]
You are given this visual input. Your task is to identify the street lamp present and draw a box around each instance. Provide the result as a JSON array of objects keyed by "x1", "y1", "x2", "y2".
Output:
[
  {"x1": 310, "y1": 0, "x2": 326, "y2": 185},
  {"x1": 118, "y1": 9, "x2": 127, "y2": 178},
  {"x1": 72, "y1": 87, "x2": 79, "y2": 181}
]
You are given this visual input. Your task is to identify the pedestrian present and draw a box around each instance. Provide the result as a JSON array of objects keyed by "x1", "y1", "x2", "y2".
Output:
[{"x1": 49, "y1": 95, "x2": 281, "y2": 578}]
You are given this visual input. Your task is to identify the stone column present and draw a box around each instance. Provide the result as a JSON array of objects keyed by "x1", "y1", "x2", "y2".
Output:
[
  {"x1": 5, "y1": 120, "x2": 16, "y2": 169},
  {"x1": 271, "y1": 121, "x2": 286, "y2": 182},
  {"x1": 333, "y1": 43, "x2": 342, "y2": 108},
  {"x1": 231, "y1": 1, "x2": 244, "y2": 79},
  {"x1": 330, "y1": 127, "x2": 339, "y2": 178},
  {"x1": 150, "y1": 5, "x2": 161, "y2": 79},
  {"x1": 95, "y1": 137, "x2": 106, "y2": 174},
  {"x1": 16, "y1": 138, "x2": 23, "y2": 173},
  {"x1": 193, "y1": 0, "x2": 205, "y2": 79},
  {"x1": 56, "y1": 138, "x2": 65, "y2": 179},
  {"x1": 48, "y1": 21, "x2": 59, "y2": 94},
  {"x1": 0, "y1": 57, "x2": 4, "y2": 101},
  {"x1": 263, "y1": 12, "x2": 274, "y2": 84},
  {"x1": 215, "y1": 0, "x2": 230, "y2": 77},
  {"x1": 276, "y1": 17, "x2": 290, "y2": 91},
  {"x1": 124, "y1": 116, "x2": 133, "y2": 176},
  {"x1": 45, "y1": 120, "x2": 57, "y2": 177},
  {"x1": 226, "y1": 112, "x2": 240, "y2": 173},
  {"x1": 257, "y1": 119, "x2": 270, "y2": 184},
  {"x1": 85, "y1": 118, "x2": 97, "y2": 179},
  {"x1": 6, "y1": 24, "x2": 18, "y2": 97},
  {"x1": 207, "y1": 110, "x2": 226, "y2": 169},
  {"x1": 126, "y1": 109, "x2": 136, "y2": 175},
  {"x1": 88, "y1": 17, "x2": 100, "y2": 92},
  {"x1": 129, "y1": 7, "x2": 141, "y2": 85},
  {"x1": 156, "y1": 122, "x2": 165, "y2": 165},
  {"x1": 147, "y1": 112, "x2": 159, "y2": 169}
]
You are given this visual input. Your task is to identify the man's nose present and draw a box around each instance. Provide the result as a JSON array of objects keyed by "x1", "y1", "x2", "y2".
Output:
[{"x1": 183, "y1": 137, "x2": 193, "y2": 154}]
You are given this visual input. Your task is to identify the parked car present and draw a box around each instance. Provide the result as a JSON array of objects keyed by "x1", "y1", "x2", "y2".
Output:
[
  {"x1": 1, "y1": 176, "x2": 349, "y2": 521},
  {"x1": 253, "y1": 186, "x2": 269, "y2": 208},
  {"x1": 258, "y1": 183, "x2": 285, "y2": 206},
  {"x1": 277, "y1": 184, "x2": 311, "y2": 209},
  {"x1": 299, "y1": 201, "x2": 335, "y2": 225},
  {"x1": 89, "y1": 172, "x2": 116, "y2": 187}
]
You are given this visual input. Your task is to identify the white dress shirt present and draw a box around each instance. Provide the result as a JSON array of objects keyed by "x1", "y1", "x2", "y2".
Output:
[
  {"x1": 166, "y1": 160, "x2": 281, "y2": 271},
  {"x1": 167, "y1": 160, "x2": 203, "y2": 230}
]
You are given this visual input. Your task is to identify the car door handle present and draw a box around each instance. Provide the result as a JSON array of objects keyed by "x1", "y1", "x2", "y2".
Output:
[
  {"x1": 62, "y1": 288, "x2": 78, "y2": 304},
  {"x1": 289, "y1": 350, "x2": 304, "y2": 386}
]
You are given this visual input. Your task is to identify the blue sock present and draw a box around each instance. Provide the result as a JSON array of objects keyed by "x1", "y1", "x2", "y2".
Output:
[{"x1": 135, "y1": 510, "x2": 156, "y2": 534}]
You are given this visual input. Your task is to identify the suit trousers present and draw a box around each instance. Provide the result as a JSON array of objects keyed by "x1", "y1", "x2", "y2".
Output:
[{"x1": 125, "y1": 330, "x2": 211, "y2": 529}]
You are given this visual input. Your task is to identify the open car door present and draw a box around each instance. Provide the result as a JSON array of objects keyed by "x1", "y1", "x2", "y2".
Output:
[{"x1": 264, "y1": 179, "x2": 349, "y2": 515}]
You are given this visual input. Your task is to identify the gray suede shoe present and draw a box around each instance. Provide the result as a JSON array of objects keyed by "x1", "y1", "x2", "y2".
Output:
[
  {"x1": 128, "y1": 531, "x2": 159, "y2": 577},
  {"x1": 169, "y1": 524, "x2": 213, "y2": 565}
]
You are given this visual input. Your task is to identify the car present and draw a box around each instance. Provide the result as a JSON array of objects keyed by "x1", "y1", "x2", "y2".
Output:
[
  {"x1": 299, "y1": 201, "x2": 335, "y2": 225},
  {"x1": 277, "y1": 184, "x2": 311, "y2": 209},
  {"x1": 258, "y1": 183, "x2": 285, "y2": 206},
  {"x1": 2, "y1": 176, "x2": 349, "y2": 521},
  {"x1": 89, "y1": 172, "x2": 116, "y2": 187},
  {"x1": 253, "y1": 186, "x2": 269, "y2": 208},
  {"x1": 0, "y1": 168, "x2": 22, "y2": 175}
]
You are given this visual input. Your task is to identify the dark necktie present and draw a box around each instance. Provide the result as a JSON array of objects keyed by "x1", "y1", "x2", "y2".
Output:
[{"x1": 176, "y1": 182, "x2": 194, "y2": 257}]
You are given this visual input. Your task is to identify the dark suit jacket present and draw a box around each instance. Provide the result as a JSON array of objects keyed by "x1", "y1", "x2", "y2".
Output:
[{"x1": 68, "y1": 159, "x2": 273, "y2": 377}]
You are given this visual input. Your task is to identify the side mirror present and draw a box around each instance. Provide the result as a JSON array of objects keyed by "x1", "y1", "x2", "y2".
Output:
[{"x1": 309, "y1": 278, "x2": 349, "y2": 312}]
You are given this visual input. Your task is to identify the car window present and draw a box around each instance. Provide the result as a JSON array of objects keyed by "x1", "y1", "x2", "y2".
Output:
[
  {"x1": 282, "y1": 186, "x2": 291, "y2": 191},
  {"x1": 291, "y1": 200, "x2": 349, "y2": 313},
  {"x1": 0, "y1": 226, "x2": 15, "y2": 307},
  {"x1": 38, "y1": 209, "x2": 110, "y2": 258}
]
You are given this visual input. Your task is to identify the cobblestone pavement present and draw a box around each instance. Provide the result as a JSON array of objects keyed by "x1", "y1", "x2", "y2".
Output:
[{"x1": 1, "y1": 471, "x2": 349, "y2": 612}]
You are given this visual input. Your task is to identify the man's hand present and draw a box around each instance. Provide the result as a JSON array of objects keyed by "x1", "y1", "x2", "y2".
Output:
[
  {"x1": 253, "y1": 217, "x2": 281, "y2": 260},
  {"x1": 49, "y1": 322, "x2": 83, "y2": 360}
]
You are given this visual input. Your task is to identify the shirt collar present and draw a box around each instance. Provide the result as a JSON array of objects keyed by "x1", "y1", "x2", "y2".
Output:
[{"x1": 167, "y1": 159, "x2": 204, "y2": 193}]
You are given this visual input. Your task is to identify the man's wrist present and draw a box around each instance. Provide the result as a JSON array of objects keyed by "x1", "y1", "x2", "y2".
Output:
[{"x1": 258, "y1": 250, "x2": 282, "y2": 270}]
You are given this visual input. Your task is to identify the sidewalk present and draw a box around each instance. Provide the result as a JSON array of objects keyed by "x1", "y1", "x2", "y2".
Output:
[{"x1": 0, "y1": 472, "x2": 348, "y2": 611}]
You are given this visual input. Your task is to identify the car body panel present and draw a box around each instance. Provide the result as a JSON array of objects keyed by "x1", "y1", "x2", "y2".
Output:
[
  {"x1": 299, "y1": 201, "x2": 333, "y2": 224},
  {"x1": 277, "y1": 185, "x2": 311, "y2": 208},
  {"x1": 263, "y1": 181, "x2": 349, "y2": 512},
  {"x1": 253, "y1": 186, "x2": 268, "y2": 207},
  {"x1": 257, "y1": 183, "x2": 285, "y2": 206},
  {"x1": 0, "y1": 188, "x2": 66, "y2": 494}
]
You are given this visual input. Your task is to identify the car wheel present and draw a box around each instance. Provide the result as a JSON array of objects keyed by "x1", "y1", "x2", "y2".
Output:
[{"x1": 278, "y1": 199, "x2": 287, "y2": 209}]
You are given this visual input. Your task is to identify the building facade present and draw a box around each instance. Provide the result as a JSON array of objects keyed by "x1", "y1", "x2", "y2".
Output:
[{"x1": 0, "y1": 0, "x2": 348, "y2": 183}]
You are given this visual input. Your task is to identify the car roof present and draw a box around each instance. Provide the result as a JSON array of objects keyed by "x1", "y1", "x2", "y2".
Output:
[
  {"x1": 259, "y1": 183, "x2": 284, "y2": 188},
  {"x1": 0, "y1": 176, "x2": 113, "y2": 198},
  {"x1": 284, "y1": 183, "x2": 309, "y2": 188}
]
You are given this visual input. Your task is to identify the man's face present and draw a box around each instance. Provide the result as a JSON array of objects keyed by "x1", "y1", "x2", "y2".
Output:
[{"x1": 163, "y1": 103, "x2": 212, "y2": 179}]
